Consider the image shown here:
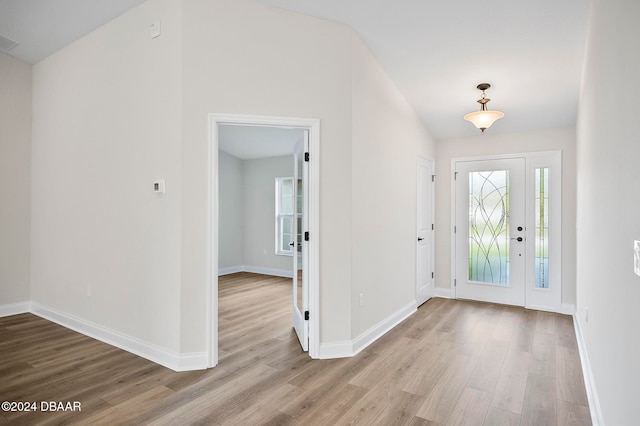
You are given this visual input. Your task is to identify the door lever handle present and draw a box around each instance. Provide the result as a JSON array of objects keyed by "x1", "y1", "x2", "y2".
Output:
[
  {"x1": 417, "y1": 237, "x2": 424, "y2": 241},
  {"x1": 289, "y1": 242, "x2": 295, "y2": 246},
  {"x1": 510, "y1": 237, "x2": 524, "y2": 242}
]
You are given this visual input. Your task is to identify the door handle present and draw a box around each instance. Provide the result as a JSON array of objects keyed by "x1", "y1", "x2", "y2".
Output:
[
  {"x1": 289, "y1": 242, "x2": 295, "y2": 246},
  {"x1": 417, "y1": 237, "x2": 424, "y2": 241},
  {"x1": 510, "y1": 237, "x2": 524, "y2": 242}
]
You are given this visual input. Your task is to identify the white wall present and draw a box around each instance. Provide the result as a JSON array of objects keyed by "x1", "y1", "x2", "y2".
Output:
[
  {"x1": 243, "y1": 155, "x2": 293, "y2": 273},
  {"x1": 218, "y1": 150, "x2": 243, "y2": 270},
  {"x1": 180, "y1": 0, "x2": 354, "y2": 350},
  {"x1": 0, "y1": 52, "x2": 31, "y2": 307},
  {"x1": 576, "y1": 0, "x2": 640, "y2": 423},
  {"x1": 28, "y1": 0, "x2": 434, "y2": 361},
  {"x1": 350, "y1": 34, "x2": 435, "y2": 338},
  {"x1": 435, "y1": 127, "x2": 577, "y2": 306},
  {"x1": 31, "y1": 0, "x2": 183, "y2": 352},
  {"x1": 180, "y1": 0, "x2": 434, "y2": 351}
]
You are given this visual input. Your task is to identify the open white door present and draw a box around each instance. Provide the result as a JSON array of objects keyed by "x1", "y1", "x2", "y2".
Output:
[
  {"x1": 292, "y1": 131, "x2": 309, "y2": 351},
  {"x1": 416, "y1": 157, "x2": 435, "y2": 306}
]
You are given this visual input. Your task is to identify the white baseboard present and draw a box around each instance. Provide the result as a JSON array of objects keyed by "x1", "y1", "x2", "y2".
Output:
[
  {"x1": 0, "y1": 302, "x2": 31, "y2": 317},
  {"x1": 218, "y1": 265, "x2": 243, "y2": 276},
  {"x1": 573, "y1": 314, "x2": 604, "y2": 425},
  {"x1": 175, "y1": 351, "x2": 210, "y2": 371},
  {"x1": 352, "y1": 301, "x2": 416, "y2": 355},
  {"x1": 560, "y1": 303, "x2": 576, "y2": 315},
  {"x1": 526, "y1": 303, "x2": 576, "y2": 316},
  {"x1": 242, "y1": 265, "x2": 292, "y2": 278},
  {"x1": 6, "y1": 295, "x2": 420, "y2": 371},
  {"x1": 318, "y1": 340, "x2": 353, "y2": 359},
  {"x1": 30, "y1": 302, "x2": 208, "y2": 372},
  {"x1": 218, "y1": 265, "x2": 292, "y2": 278},
  {"x1": 318, "y1": 301, "x2": 417, "y2": 360},
  {"x1": 435, "y1": 287, "x2": 452, "y2": 299}
]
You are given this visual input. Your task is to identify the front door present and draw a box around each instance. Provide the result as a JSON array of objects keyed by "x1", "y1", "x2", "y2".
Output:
[
  {"x1": 292, "y1": 132, "x2": 309, "y2": 351},
  {"x1": 454, "y1": 158, "x2": 527, "y2": 306}
]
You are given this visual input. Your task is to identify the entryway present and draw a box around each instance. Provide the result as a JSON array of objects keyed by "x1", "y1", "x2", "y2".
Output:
[
  {"x1": 208, "y1": 114, "x2": 320, "y2": 367},
  {"x1": 452, "y1": 152, "x2": 562, "y2": 312}
]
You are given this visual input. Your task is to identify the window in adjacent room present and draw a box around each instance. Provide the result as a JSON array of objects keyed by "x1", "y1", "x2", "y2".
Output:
[{"x1": 275, "y1": 177, "x2": 302, "y2": 256}]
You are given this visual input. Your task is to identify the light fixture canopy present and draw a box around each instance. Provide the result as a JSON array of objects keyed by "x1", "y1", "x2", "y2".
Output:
[{"x1": 464, "y1": 83, "x2": 504, "y2": 134}]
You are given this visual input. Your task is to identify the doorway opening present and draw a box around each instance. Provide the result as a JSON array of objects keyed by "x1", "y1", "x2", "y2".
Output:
[{"x1": 207, "y1": 114, "x2": 320, "y2": 367}]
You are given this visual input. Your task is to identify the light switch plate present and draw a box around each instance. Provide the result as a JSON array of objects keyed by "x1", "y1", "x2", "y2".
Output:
[{"x1": 634, "y1": 240, "x2": 640, "y2": 277}]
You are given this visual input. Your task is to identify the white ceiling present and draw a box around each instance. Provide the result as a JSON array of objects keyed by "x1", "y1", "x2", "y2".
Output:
[
  {"x1": 218, "y1": 125, "x2": 303, "y2": 160},
  {"x1": 0, "y1": 0, "x2": 591, "y2": 140},
  {"x1": 0, "y1": 0, "x2": 146, "y2": 64},
  {"x1": 254, "y1": 0, "x2": 592, "y2": 140}
]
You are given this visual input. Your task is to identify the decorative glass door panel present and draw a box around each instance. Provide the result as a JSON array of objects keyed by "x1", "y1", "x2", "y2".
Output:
[
  {"x1": 455, "y1": 158, "x2": 526, "y2": 306},
  {"x1": 468, "y1": 170, "x2": 510, "y2": 284}
]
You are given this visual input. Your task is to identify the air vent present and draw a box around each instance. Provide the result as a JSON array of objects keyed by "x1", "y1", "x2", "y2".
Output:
[{"x1": 0, "y1": 33, "x2": 19, "y2": 52}]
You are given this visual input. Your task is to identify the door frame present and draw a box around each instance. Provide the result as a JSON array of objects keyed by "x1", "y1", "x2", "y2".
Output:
[
  {"x1": 450, "y1": 151, "x2": 562, "y2": 312},
  {"x1": 207, "y1": 113, "x2": 320, "y2": 367}
]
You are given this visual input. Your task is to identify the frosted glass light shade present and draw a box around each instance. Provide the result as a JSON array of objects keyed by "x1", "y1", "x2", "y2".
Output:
[{"x1": 464, "y1": 110, "x2": 504, "y2": 130}]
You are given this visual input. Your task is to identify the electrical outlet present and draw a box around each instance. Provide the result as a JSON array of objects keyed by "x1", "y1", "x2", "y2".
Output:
[
  {"x1": 153, "y1": 180, "x2": 165, "y2": 194},
  {"x1": 151, "y1": 21, "x2": 161, "y2": 39}
]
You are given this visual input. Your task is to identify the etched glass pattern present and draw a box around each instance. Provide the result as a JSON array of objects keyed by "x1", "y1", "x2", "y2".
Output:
[
  {"x1": 469, "y1": 171, "x2": 510, "y2": 284},
  {"x1": 535, "y1": 168, "x2": 549, "y2": 288}
]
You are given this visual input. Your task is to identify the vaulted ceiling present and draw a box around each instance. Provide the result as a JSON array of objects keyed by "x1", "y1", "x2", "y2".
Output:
[
  {"x1": 0, "y1": 0, "x2": 147, "y2": 64},
  {"x1": 0, "y1": 0, "x2": 591, "y2": 140}
]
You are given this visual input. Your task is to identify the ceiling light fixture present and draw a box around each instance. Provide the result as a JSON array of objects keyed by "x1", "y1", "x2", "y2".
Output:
[{"x1": 464, "y1": 83, "x2": 504, "y2": 134}]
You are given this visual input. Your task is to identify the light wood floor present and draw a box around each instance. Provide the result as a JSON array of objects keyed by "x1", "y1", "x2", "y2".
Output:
[{"x1": 0, "y1": 272, "x2": 591, "y2": 425}]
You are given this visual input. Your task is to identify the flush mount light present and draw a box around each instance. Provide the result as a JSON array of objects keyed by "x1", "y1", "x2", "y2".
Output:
[{"x1": 464, "y1": 83, "x2": 504, "y2": 134}]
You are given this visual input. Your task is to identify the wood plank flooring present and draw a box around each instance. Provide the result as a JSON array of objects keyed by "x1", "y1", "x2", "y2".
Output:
[{"x1": 0, "y1": 272, "x2": 591, "y2": 425}]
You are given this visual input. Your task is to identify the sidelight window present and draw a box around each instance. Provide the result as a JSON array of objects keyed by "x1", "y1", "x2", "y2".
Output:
[{"x1": 535, "y1": 168, "x2": 549, "y2": 288}]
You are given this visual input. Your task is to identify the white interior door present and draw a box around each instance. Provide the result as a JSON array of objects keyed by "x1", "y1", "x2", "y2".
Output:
[
  {"x1": 416, "y1": 157, "x2": 435, "y2": 306},
  {"x1": 455, "y1": 158, "x2": 526, "y2": 306},
  {"x1": 292, "y1": 132, "x2": 309, "y2": 351}
]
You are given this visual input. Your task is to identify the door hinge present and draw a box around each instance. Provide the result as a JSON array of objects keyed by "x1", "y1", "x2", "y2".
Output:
[
  {"x1": 432, "y1": 272, "x2": 434, "y2": 279},
  {"x1": 304, "y1": 311, "x2": 309, "y2": 320},
  {"x1": 454, "y1": 226, "x2": 457, "y2": 233},
  {"x1": 431, "y1": 224, "x2": 434, "y2": 231},
  {"x1": 304, "y1": 152, "x2": 309, "y2": 162},
  {"x1": 431, "y1": 175, "x2": 436, "y2": 182},
  {"x1": 454, "y1": 172, "x2": 458, "y2": 180},
  {"x1": 454, "y1": 279, "x2": 457, "y2": 287},
  {"x1": 304, "y1": 231, "x2": 309, "y2": 241}
]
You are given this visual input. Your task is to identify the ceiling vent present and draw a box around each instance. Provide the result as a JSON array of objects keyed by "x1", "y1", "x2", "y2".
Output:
[{"x1": 0, "y1": 33, "x2": 19, "y2": 52}]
